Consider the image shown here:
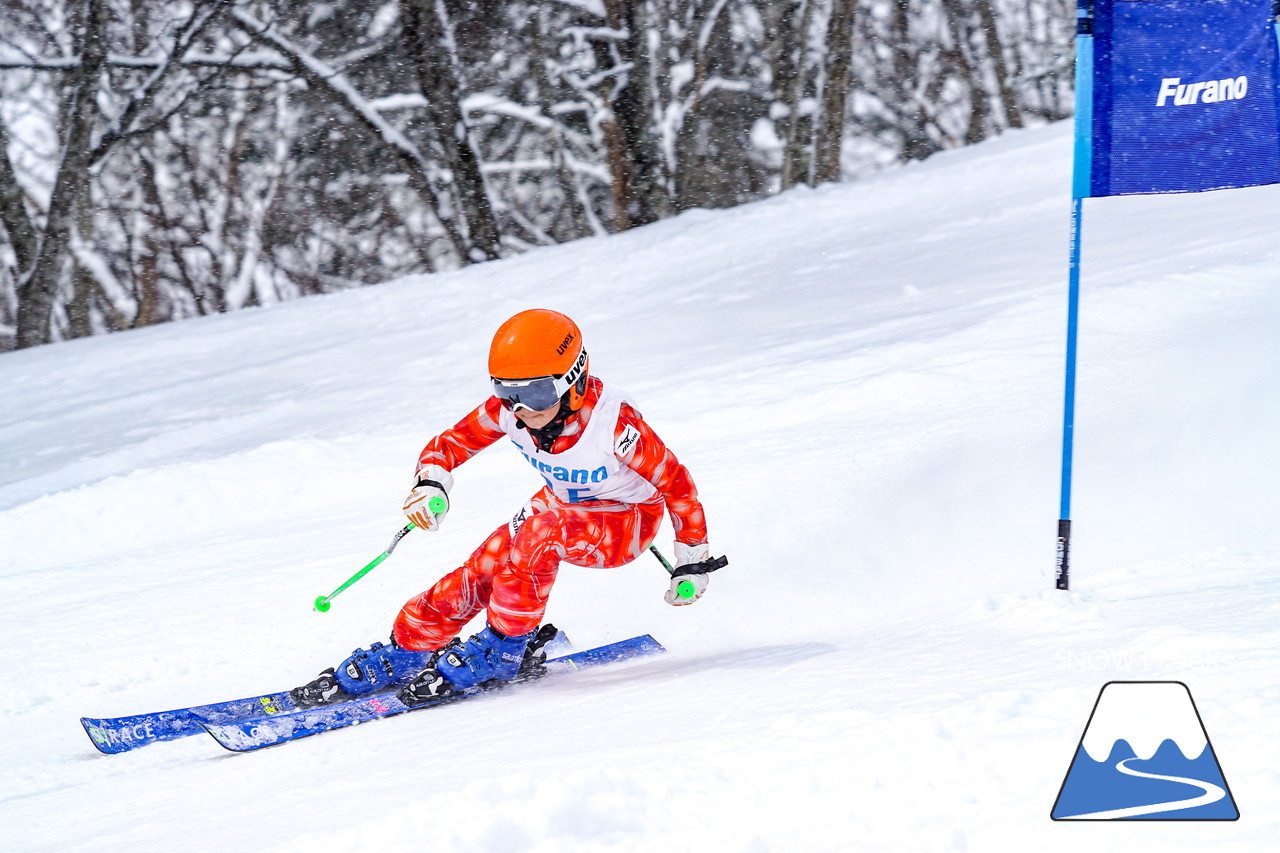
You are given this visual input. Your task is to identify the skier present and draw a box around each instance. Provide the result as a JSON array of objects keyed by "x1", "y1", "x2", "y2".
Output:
[{"x1": 292, "y1": 308, "x2": 722, "y2": 707}]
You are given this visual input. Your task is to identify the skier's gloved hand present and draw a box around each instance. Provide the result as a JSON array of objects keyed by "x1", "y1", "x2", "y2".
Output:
[
  {"x1": 665, "y1": 541, "x2": 711, "y2": 606},
  {"x1": 403, "y1": 464, "x2": 454, "y2": 531}
]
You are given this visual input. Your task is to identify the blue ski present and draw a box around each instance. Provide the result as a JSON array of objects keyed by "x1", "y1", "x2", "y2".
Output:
[
  {"x1": 80, "y1": 629, "x2": 577, "y2": 754},
  {"x1": 202, "y1": 634, "x2": 665, "y2": 752},
  {"x1": 81, "y1": 691, "x2": 299, "y2": 754}
]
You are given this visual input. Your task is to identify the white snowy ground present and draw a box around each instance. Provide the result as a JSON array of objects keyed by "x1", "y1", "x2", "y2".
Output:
[{"x1": 3, "y1": 121, "x2": 1279, "y2": 851}]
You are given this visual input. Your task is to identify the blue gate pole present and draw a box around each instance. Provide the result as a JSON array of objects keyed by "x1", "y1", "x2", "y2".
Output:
[
  {"x1": 1058, "y1": 1, "x2": 1094, "y2": 591},
  {"x1": 1058, "y1": 201, "x2": 1082, "y2": 591}
]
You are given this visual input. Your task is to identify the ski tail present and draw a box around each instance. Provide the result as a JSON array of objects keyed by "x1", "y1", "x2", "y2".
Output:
[{"x1": 544, "y1": 633, "x2": 662, "y2": 673}]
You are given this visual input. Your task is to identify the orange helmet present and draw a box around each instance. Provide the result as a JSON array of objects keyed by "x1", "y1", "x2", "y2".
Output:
[{"x1": 489, "y1": 309, "x2": 590, "y2": 412}]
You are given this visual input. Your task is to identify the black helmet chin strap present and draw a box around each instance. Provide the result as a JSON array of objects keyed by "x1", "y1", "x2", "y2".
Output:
[
  {"x1": 518, "y1": 394, "x2": 575, "y2": 451},
  {"x1": 515, "y1": 372, "x2": 589, "y2": 452}
]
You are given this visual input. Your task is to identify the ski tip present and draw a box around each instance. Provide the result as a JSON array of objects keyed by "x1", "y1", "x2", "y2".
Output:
[
  {"x1": 80, "y1": 718, "x2": 120, "y2": 755},
  {"x1": 201, "y1": 721, "x2": 269, "y2": 753},
  {"x1": 81, "y1": 716, "x2": 167, "y2": 755}
]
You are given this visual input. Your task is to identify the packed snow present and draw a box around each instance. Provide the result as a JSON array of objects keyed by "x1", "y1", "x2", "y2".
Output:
[{"x1": 3, "y1": 120, "x2": 1280, "y2": 851}]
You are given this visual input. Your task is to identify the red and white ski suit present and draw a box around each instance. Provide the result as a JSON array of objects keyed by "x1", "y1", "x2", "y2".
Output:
[{"x1": 392, "y1": 377, "x2": 708, "y2": 650}]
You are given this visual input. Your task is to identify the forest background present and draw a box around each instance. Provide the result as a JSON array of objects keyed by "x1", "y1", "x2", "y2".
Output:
[{"x1": 0, "y1": 0, "x2": 1072, "y2": 350}]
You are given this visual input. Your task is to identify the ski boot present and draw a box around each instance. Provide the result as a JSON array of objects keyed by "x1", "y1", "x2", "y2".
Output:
[
  {"x1": 398, "y1": 623, "x2": 560, "y2": 707},
  {"x1": 511, "y1": 622, "x2": 563, "y2": 682},
  {"x1": 290, "y1": 639, "x2": 437, "y2": 709}
]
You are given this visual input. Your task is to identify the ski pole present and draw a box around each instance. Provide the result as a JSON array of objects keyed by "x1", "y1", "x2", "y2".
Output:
[
  {"x1": 312, "y1": 505, "x2": 438, "y2": 611},
  {"x1": 649, "y1": 545, "x2": 728, "y2": 600}
]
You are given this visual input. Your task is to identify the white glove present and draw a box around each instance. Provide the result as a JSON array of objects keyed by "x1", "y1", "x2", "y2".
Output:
[
  {"x1": 665, "y1": 541, "x2": 711, "y2": 606},
  {"x1": 403, "y1": 464, "x2": 454, "y2": 531}
]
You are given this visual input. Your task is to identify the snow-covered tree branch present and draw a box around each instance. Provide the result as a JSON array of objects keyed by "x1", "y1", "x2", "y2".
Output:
[{"x1": 0, "y1": 0, "x2": 1072, "y2": 351}]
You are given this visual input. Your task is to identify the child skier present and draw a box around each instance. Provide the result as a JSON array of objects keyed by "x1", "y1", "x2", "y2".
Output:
[{"x1": 292, "y1": 309, "x2": 722, "y2": 707}]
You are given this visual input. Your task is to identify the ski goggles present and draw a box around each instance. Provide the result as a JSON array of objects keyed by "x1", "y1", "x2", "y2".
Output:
[
  {"x1": 491, "y1": 375, "x2": 566, "y2": 413},
  {"x1": 491, "y1": 348, "x2": 588, "y2": 412}
]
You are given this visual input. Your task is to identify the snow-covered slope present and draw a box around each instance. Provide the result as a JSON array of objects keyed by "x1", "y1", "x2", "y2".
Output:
[{"x1": 3, "y1": 121, "x2": 1279, "y2": 851}]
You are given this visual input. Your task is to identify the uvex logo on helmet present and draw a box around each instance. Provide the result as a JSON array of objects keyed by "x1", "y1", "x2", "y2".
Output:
[
  {"x1": 562, "y1": 347, "x2": 587, "y2": 386},
  {"x1": 556, "y1": 333, "x2": 576, "y2": 356}
]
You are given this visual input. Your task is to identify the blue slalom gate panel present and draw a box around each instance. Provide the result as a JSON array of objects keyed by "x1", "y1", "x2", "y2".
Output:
[{"x1": 1087, "y1": 0, "x2": 1280, "y2": 196}]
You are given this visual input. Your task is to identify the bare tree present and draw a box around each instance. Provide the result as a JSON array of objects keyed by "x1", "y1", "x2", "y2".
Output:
[
  {"x1": 0, "y1": 0, "x2": 1074, "y2": 351},
  {"x1": 15, "y1": 0, "x2": 107, "y2": 348},
  {"x1": 401, "y1": 0, "x2": 501, "y2": 262},
  {"x1": 609, "y1": 0, "x2": 671, "y2": 226},
  {"x1": 813, "y1": 0, "x2": 856, "y2": 184},
  {"x1": 0, "y1": 114, "x2": 38, "y2": 280}
]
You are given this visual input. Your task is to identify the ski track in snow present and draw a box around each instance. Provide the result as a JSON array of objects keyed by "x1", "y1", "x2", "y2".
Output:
[{"x1": 2, "y1": 122, "x2": 1280, "y2": 851}]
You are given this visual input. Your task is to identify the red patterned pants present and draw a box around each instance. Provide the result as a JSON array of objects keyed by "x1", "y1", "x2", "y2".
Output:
[{"x1": 392, "y1": 487, "x2": 664, "y2": 649}]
